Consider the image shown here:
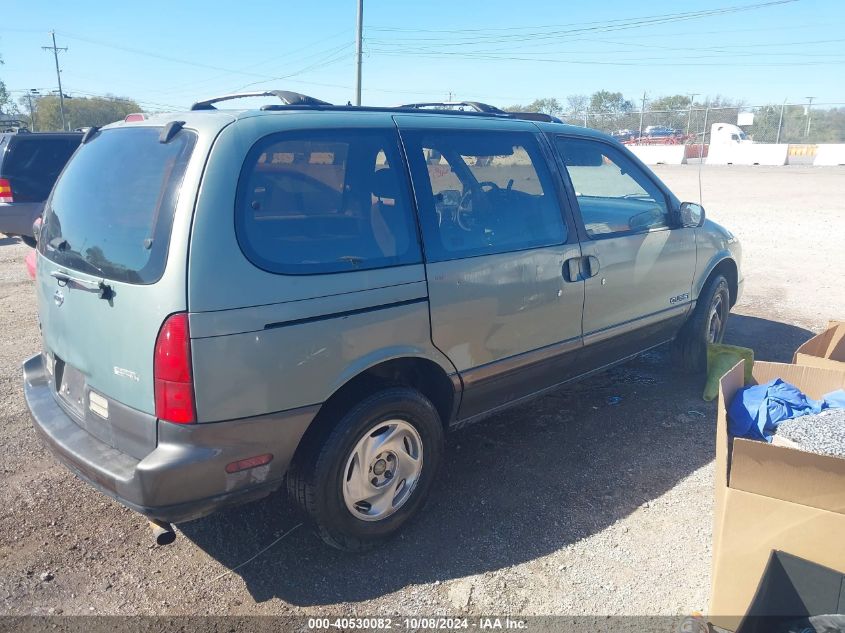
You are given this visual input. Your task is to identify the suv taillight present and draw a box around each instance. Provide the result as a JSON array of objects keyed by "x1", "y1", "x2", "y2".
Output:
[
  {"x1": 0, "y1": 178, "x2": 12, "y2": 203},
  {"x1": 154, "y1": 312, "x2": 196, "y2": 424}
]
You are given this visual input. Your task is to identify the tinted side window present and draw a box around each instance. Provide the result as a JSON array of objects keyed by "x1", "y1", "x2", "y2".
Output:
[
  {"x1": 556, "y1": 137, "x2": 670, "y2": 238},
  {"x1": 235, "y1": 129, "x2": 421, "y2": 275},
  {"x1": 404, "y1": 130, "x2": 566, "y2": 261},
  {"x1": 4, "y1": 137, "x2": 81, "y2": 201}
]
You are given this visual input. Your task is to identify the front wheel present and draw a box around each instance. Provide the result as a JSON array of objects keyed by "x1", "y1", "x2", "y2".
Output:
[
  {"x1": 287, "y1": 387, "x2": 444, "y2": 551},
  {"x1": 673, "y1": 274, "x2": 731, "y2": 372}
]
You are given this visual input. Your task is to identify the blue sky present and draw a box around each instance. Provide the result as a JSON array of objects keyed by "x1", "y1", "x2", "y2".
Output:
[{"x1": 2, "y1": 0, "x2": 844, "y2": 112}]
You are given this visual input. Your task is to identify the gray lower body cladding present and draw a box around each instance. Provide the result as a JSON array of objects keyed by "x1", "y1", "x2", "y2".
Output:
[{"x1": 23, "y1": 354, "x2": 315, "y2": 523}]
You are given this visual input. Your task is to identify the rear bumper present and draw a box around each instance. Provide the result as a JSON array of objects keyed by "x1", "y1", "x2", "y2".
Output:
[
  {"x1": 23, "y1": 354, "x2": 316, "y2": 523},
  {"x1": 0, "y1": 202, "x2": 41, "y2": 237}
]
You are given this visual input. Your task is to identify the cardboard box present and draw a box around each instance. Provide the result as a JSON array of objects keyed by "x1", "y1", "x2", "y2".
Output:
[
  {"x1": 735, "y1": 551, "x2": 845, "y2": 633},
  {"x1": 793, "y1": 320, "x2": 845, "y2": 371},
  {"x1": 710, "y1": 360, "x2": 845, "y2": 631}
]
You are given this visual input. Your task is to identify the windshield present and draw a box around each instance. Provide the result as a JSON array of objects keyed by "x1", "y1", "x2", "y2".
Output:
[{"x1": 39, "y1": 127, "x2": 196, "y2": 284}]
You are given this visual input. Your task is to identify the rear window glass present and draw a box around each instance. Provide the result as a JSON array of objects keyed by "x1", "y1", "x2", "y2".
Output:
[
  {"x1": 235, "y1": 129, "x2": 421, "y2": 275},
  {"x1": 2, "y1": 136, "x2": 81, "y2": 202},
  {"x1": 40, "y1": 127, "x2": 196, "y2": 284}
]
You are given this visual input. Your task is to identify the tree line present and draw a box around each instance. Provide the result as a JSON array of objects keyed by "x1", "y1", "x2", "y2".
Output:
[
  {"x1": 7, "y1": 93, "x2": 143, "y2": 132},
  {"x1": 2, "y1": 66, "x2": 843, "y2": 142},
  {"x1": 505, "y1": 92, "x2": 845, "y2": 143}
]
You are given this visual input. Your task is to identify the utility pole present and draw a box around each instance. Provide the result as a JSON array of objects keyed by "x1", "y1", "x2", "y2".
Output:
[
  {"x1": 804, "y1": 96, "x2": 815, "y2": 139},
  {"x1": 354, "y1": 0, "x2": 363, "y2": 106},
  {"x1": 686, "y1": 93, "x2": 699, "y2": 135},
  {"x1": 42, "y1": 31, "x2": 68, "y2": 131},
  {"x1": 776, "y1": 98, "x2": 787, "y2": 144},
  {"x1": 638, "y1": 91, "x2": 647, "y2": 140},
  {"x1": 25, "y1": 89, "x2": 41, "y2": 132}
]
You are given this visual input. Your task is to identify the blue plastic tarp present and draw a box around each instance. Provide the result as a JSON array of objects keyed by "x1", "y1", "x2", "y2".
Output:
[{"x1": 728, "y1": 378, "x2": 845, "y2": 442}]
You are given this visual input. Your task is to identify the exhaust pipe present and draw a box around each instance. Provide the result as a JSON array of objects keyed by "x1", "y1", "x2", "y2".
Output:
[{"x1": 149, "y1": 519, "x2": 176, "y2": 546}]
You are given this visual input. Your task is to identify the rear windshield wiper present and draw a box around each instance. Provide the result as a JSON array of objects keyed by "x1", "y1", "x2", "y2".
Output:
[
  {"x1": 48, "y1": 237, "x2": 70, "y2": 252},
  {"x1": 50, "y1": 270, "x2": 114, "y2": 301}
]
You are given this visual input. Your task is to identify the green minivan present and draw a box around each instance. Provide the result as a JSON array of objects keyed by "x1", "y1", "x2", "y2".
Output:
[{"x1": 24, "y1": 92, "x2": 742, "y2": 550}]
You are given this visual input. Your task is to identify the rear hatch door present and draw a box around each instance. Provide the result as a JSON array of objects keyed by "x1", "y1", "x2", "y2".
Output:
[{"x1": 36, "y1": 125, "x2": 198, "y2": 458}]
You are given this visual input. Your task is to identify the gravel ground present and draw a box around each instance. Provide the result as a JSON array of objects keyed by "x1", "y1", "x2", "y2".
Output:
[
  {"x1": 0, "y1": 165, "x2": 843, "y2": 618},
  {"x1": 776, "y1": 409, "x2": 845, "y2": 458}
]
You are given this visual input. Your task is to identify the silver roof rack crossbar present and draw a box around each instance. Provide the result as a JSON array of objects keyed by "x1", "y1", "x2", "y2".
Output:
[
  {"x1": 190, "y1": 90, "x2": 332, "y2": 111},
  {"x1": 397, "y1": 101, "x2": 506, "y2": 114}
]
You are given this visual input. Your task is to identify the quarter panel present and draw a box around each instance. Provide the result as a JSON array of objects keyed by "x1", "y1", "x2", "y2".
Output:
[{"x1": 191, "y1": 301, "x2": 453, "y2": 422}]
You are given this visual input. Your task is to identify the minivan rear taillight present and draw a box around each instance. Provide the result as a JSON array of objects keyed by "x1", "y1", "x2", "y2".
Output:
[
  {"x1": 0, "y1": 178, "x2": 12, "y2": 203},
  {"x1": 154, "y1": 313, "x2": 196, "y2": 424}
]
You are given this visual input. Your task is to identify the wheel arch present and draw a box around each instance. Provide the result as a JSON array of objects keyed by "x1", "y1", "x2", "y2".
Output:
[
  {"x1": 290, "y1": 355, "x2": 460, "y2": 467},
  {"x1": 696, "y1": 256, "x2": 738, "y2": 307}
]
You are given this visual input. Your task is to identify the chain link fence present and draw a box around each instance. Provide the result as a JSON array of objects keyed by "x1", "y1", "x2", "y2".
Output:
[{"x1": 571, "y1": 103, "x2": 845, "y2": 145}]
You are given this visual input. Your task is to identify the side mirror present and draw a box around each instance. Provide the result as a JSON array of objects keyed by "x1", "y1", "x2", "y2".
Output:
[{"x1": 679, "y1": 202, "x2": 705, "y2": 228}]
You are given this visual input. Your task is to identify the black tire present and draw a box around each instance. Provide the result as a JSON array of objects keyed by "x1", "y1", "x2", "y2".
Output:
[
  {"x1": 286, "y1": 387, "x2": 444, "y2": 552},
  {"x1": 20, "y1": 236, "x2": 37, "y2": 248},
  {"x1": 673, "y1": 274, "x2": 731, "y2": 372}
]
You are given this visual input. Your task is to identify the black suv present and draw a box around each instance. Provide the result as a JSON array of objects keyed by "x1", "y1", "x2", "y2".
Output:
[{"x1": 0, "y1": 131, "x2": 81, "y2": 246}]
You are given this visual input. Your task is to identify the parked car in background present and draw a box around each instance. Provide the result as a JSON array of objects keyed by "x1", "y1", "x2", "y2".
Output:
[
  {"x1": 644, "y1": 125, "x2": 680, "y2": 138},
  {"x1": 24, "y1": 92, "x2": 742, "y2": 551},
  {"x1": 0, "y1": 131, "x2": 82, "y2": 246},
  {"x1": 611, "y1": 129, "x2": 637, "y2": 142}
]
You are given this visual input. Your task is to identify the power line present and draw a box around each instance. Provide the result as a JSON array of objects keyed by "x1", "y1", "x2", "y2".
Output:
[
  {"x1": 369, "y1": 36, "x2": 845, "y2": 58},
  {"x1": 369, "y1": 49, "x2": 845, "y2": 67},
  {"x1": 60, "y1": 88, "x2": 183, "y2": 112},
  {"x1": 53, "y1": 30, "x2": 356, "y2": 99},
  {"x1": 368, "y1": 0, "x2": 797, "y2": 34},
  {"x1": 231, "y1": 43, "x2": 355, "y2": 92},
  {"x1": 366, "y1": 0, "x2": 798, "y2": 45},
  {"x1": 153, "y1": 29, "x2": 354, "y2": 97}
]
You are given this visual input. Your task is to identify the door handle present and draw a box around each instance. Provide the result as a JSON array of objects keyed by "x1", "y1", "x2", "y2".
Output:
[
  {"x1": 563, "y1": 257, "x2": 582, "y2": 282},
  {"x1": 562, "y1": 256, "x2": 601, "y2": 282}
]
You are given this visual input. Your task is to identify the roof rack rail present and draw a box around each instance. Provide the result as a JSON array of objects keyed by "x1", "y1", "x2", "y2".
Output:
[
  {"x1": 190, "y1": 90, "x2": 332, "y2": 111},
  {"x1": 397, "y1": 101, "x2": 562, "y2": 123},
  {"x1": 397, "y1": 101, "x2": 507, "y2": 114},
  {"x1": 508, "y1": 111, "x2": 562, "y2": 123}
]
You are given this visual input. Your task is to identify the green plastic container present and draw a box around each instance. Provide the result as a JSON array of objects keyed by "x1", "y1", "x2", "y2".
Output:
[{"x1": 703, "y1": 343, "x2": 754, "y2": 401}]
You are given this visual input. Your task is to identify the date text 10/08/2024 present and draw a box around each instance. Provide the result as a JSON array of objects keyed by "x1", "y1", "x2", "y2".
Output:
[{"x1": 307, "y1": 617, "x2": 528, "y2": 630}]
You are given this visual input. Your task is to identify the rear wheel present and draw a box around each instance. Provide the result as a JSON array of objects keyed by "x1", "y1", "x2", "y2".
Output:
[
  {"x1": 287, "y1": 387, "x2": 444, "y2": 551},
  {"x1": 673, "y1": 274, "x2": 731, "y2": 372}
]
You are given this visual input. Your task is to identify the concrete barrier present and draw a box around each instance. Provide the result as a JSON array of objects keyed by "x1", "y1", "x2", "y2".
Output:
[
  {"x1": 786, "y1": 144, "x2": 817, "y2": 165},
  {"x1": 627, "y1": 145, "x2": 686, "y2": 165},
  {"x1": 707, "y1": 143, "x2": 788, "y2": 166},
  {"x1": 814, "y1": 144, "x2": 845, "y2": 166}
]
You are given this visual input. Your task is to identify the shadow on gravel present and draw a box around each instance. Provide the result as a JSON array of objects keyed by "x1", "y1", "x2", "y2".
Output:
[
  {"x1": 0, "y1": 236, "x2": 20, "y2": 247},
  {"x1": 725, "y1": 314, "x2": 814, "y2": 363},
  {"x1": 180, "y1": 315, "x2": 813, "y2": 606}
]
